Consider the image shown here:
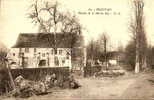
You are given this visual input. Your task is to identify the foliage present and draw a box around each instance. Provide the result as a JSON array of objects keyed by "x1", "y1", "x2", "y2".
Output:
[
  {"x1": 146, "y1": 46, "x2": 154, "y2": 68},
  {"x1": 86, "y1": 33, "x2": 109, "y2": 62},
  {"x1": 124, "y1": 41, "x2": 136, "y2": 70},
  {"x1": 86, "y1": 39, "x2": 101, "y2": 61}
]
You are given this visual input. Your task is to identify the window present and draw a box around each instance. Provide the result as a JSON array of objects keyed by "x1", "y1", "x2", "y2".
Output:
[
  {"x1": 66, "y1": 52, "x2": 70, "y2": 59},
  {"x1": 38, "y1": 52, "x2": 41, "y2": 57},
  {"x1": 66, "y1": 55, "x2": 69, "y2": 59},
  {"x1": 22, "y1": 57, "x2": 28, "y2": 68},
  {"x1": 59, "y1": 50, "x2": 63, "y2": 55},
  {"x1": 46, "y1": 52, "x2": 49, "y2": 56},
  {"x1": 34, "y1": 48, "x2": 37, "y2": 52},
  {"x1": 38, "y1": 60, "x2": 46, "y2": 67},
  {"x1": 13, "y1": 53, "x2": 15, "y2": 56},
  {"x1": 19, "y1": 53, "x2": 24, "y2": 57},
  {"x1": 25, "y1": 48, "x2": 29, "y2": 53},
  {"x1": 55, "y1": 49, "x2": 57, "y2": 55},
  {"x1": 62, "y1": 59, "x2": 65, "y2": 64},
  {"x1": 19, "y1": 48, "x2": 22, "y2": 52},
  {"x1": 55, "y1": 57, "x2": 59, "y2": 66},
  {"x1": 51, "y1": 49, "x2": 54, "y2": 55}
]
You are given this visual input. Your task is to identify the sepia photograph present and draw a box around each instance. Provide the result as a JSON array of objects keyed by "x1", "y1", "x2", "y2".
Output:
[{"x1": 0, "y1": 0, "x2": 154, "y2": 99}]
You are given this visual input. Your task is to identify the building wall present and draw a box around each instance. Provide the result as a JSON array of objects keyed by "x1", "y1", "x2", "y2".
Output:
[{"x1": 8, "y1": 48, "x2": 71, "y2": 69}]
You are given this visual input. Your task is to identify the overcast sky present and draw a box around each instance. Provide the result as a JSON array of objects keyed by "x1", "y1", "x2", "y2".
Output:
[{"x1": 0, "y1": 0, "x2": 154, "y2": 50}]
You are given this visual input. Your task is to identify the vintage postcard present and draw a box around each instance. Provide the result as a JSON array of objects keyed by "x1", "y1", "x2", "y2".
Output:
[{"x1": 0, "y1": 0, "x2": 154, "y2": 99}]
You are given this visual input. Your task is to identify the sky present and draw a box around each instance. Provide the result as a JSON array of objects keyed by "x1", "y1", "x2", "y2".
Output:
[{"x1": 0, "y1": 0, "x2": 154, "y2": 50}]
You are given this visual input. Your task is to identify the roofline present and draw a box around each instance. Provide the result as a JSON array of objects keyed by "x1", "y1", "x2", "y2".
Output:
[
  {"x1": 19, "y1": 32, "x2": 77, "y2": 35},
  {"x1": 11, "y1": 47, "x2": 72, "y2": 49},
  {"x1": 11, "y1": 32, "x2": 83, "y2": 48}
]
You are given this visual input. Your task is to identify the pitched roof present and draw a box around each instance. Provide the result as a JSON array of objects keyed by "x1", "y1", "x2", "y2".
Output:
[{"x1": 12, "y1": 33, "x2": 83, "y2": 48}]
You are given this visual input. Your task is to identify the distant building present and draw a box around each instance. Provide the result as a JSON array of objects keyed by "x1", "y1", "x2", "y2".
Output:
[
  {"x1": 107, "y1": 51, "x2": 125, "y2": 65},
  {"x1": 7, "y1": 33, "x2": 84, "y2": 69}
]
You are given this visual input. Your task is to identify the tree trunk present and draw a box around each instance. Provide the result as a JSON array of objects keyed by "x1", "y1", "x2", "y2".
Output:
[
  {"x1": 135, "y1": 61, "x2": 140, "y2": 73},
  {"x1": 83, "y1": 47, "x2": 87, "y2": 67},
  {"x1": 104, "y1": 37, "x2": 108, "y2": 70},
  {"x1": 135, "y1": 35, "x2": 140, "y2": 73},
  {"x1": 6, "y1": 63, "x2": 16, "y2": 90},
  {"x1": 142, "y1": 57, "x2": 147, "y2": 70}
]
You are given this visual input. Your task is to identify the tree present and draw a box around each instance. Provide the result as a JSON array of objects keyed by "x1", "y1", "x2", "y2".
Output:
[
  {"x1": 86, "y1": 39, "x2": 96, "y2": 66},
  {"x1": 99, "y1": 33, "x2": 109, "y2": 70},
  {"x1": 128, "y1": 0, "x2": 147, "y2": 73},
  {"x1": 0, "y1": 50, "x2": 16, "y2": 92},
  {"x1": 117, "y1": 41, "x2": 124, "y2": 52},
  {"x1": 28, "y1": 0, "x2": 81, "y2": 33},
  {"x1": 146, "y1": 45, "x2": 154, "y2": 68},
  {"x1": 27, "y1": 0, "x2": 82, "y2": 67},
  {"x1": 125, "y1": 40, "x2": 136, "y2": 70},
  {"x1": 86, "y1": 32, "x2": 109, "y2": 68}
]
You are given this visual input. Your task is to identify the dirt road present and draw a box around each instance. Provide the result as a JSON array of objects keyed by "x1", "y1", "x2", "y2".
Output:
[{"x1": 1, "y1": 71, "x2": 154, "y2": 100}]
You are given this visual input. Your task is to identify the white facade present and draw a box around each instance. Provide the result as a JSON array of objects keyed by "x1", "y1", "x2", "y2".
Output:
[{"x1": 7, "y1": 48, "x2": 72, "y2": 69}]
